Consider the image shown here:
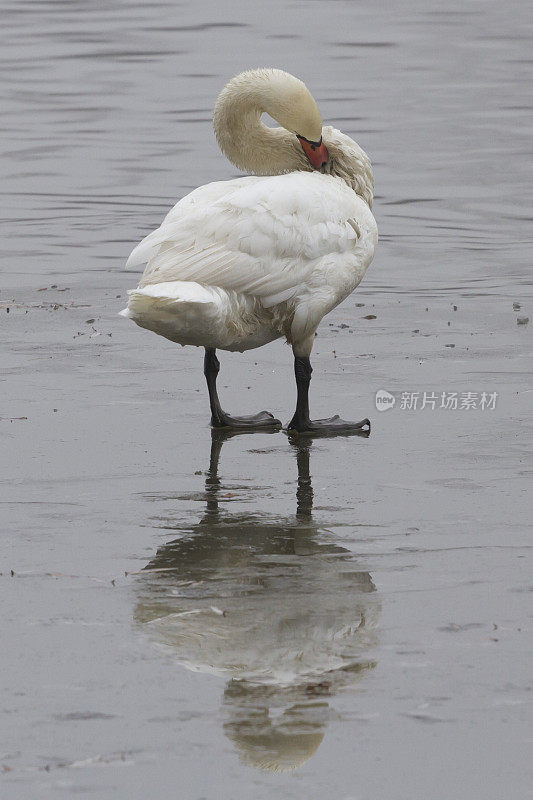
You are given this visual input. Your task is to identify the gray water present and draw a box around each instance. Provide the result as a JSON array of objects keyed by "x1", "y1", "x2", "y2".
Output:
[{"x1": 1, "y1": 0, "x2": 532, "y2": 797}]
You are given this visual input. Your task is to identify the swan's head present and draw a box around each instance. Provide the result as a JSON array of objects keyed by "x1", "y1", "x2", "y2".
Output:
[
  {"x1": 252, "y1": 69, "x2": 329, "y2": 170},
  {"x1": 213, "y1": 68, "x2": 329, "y2": 173}
]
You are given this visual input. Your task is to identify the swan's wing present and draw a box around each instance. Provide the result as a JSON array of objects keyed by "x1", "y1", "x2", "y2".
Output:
[
  {"x1": 125, "y1": 177, "x2": 256, "y2": 269},
  {"x1": 128, "y1": 172, "x2": 371, "y2": 308}
]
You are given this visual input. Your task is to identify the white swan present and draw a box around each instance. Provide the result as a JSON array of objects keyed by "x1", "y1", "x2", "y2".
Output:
[{"x1": 121, "y1": 68, "x2": 378, "y2": 433}]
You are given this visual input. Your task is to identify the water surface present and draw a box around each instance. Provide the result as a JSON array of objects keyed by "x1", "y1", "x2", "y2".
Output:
[{"x1": 1, "y1": 0, "x2": 532, "y2": 797}]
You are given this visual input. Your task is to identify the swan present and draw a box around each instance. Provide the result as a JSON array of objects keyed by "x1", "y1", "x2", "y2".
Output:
[{"x1": 121, "y1": 68, "x2": 378, "y2": 433}]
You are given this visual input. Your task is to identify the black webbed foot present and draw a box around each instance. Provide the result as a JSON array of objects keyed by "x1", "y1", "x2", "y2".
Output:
[
  {"x1": 212, "y1": 410, "x2": 282, "y2": 430},
  {"x1": 286, "y1": 415, "x2": 370, "y2": 437}
]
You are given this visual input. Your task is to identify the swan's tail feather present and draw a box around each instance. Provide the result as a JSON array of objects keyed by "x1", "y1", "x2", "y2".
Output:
[
  {"x1": 129, "y1": 281, "x2": 219, "y2": 305},
  {"x1": 119, "y1": 281, "x2": 262, "y2": 350}
]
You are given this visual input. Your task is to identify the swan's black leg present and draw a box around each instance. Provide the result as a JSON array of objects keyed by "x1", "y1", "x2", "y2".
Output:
[
  {"x1": 204, "y1": 348, "x2": 224, "y2": 426},
  {"x1": 203, "y1": 348, "x2": 281, "y2": 430},
  {"x1": 287, "y1": 355, "x2": 371, "y2": 436}
]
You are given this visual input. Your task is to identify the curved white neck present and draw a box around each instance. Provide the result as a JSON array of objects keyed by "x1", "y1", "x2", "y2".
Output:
[{"x1": 213, "y1": 78, "x2": 309, "y2": 176}]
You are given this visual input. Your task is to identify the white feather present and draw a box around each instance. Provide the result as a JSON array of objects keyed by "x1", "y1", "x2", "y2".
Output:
[{"x1": 123, "y1": 172, "x2": 377, "y2": 352}]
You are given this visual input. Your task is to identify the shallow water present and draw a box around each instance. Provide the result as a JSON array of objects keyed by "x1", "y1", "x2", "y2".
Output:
[{"x1": 1, "y1": 0, "x2": 532, "y2": 797}]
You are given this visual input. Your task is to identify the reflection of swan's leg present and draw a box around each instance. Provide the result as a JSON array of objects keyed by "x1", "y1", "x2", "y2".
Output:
[
  {"x1": 204, "y1": 431, "x2": 224, "y2": 516},
  {"x1": 204, "y1": 348, "x2": 282, "y2": 430},
  {"x1": 287, "y1": 354, "x2": 371, "y2": 435},
  {"x1": 294, "y1": 443, "x2": 313, "y2": 520},
  {"x1": 208, "y1": 432, "x2": 224, "y2": 475}
]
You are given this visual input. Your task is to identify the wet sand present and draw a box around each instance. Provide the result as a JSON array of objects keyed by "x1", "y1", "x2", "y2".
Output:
[{"x1": 1, "y1": 0, "x2": 532, "y2": 797}]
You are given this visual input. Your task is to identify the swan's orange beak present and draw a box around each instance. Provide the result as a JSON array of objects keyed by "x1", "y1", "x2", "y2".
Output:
[{"x1": 297, "y1": 135, "x2": 329, "y2": 170}]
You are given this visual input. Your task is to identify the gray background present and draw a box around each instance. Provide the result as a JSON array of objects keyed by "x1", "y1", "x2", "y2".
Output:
[{"x1": 1, "y1": 0, "x2": 532, "y2": 797}]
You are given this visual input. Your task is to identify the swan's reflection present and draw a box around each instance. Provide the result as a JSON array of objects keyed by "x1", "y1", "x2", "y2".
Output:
[{"x1": 134, "y1": 431, "x2": 379, "y2": 771}]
